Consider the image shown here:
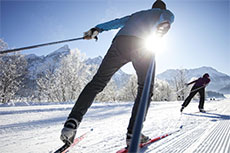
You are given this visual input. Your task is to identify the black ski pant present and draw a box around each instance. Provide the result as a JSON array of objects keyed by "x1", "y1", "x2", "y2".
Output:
[
  {"x1": 68, "y1": 35, "x2": 155, "y2": 133},
  {"x1": 182, "y1": 86, "x2": 205, "y2": 109}
]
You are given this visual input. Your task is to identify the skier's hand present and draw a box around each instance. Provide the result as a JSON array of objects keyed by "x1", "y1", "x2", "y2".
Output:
[
  {"x1": 156, "y1": 22, "x2": 170, "y2": 37},
  {"x1": 185, "y1": 83, "x2": 189, "y2": 87},
  {"x1": 83, "y1": 28, "x2": 99, "y2": 40}
]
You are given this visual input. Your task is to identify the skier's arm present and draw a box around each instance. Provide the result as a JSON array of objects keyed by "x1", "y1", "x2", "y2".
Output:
[
  {"x1": 83, "y1": 15, "x2": 130, "y2": 40},
  {"x1": 159, "y1": 10, "x2": 174, "y2": 24},
  {"x1": 156, "y1": 10, "x2": 174, "y2": 37},
  {"x1": 95, "y1": 15, "x2": 130, "y2": 32},
  {"x1": 187, "y1": 80, "x2": 197, "y2": 86}
]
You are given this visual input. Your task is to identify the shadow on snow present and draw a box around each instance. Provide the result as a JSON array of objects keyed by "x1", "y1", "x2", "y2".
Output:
[{"x1": 183, "y1": 112, "x2": 230, "y2": 121}]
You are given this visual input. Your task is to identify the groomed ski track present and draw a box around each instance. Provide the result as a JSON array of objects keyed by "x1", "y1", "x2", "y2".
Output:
[
  {"x1": 0, "y1": 99, "x2": 229, "y2": 153},
  {"x1": 147, "y1": 100, "x2": 230, "y2": 153}
]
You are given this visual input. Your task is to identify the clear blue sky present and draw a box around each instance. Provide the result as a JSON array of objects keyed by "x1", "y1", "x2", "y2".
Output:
[{"x1": 1, "y1": 0, "x2": 229, "y2": 75}]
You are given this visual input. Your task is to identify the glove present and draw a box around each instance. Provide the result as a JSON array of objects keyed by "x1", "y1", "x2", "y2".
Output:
[
  {"x1": 185, "y1": 83, "x2": 189, "y2": 87},
  {"x1": 156, "y1": 22, "x2": 170, "y2": 37},
  {"x1": 83, "y1": 28, "x2": 99, "y2": 40},
  {"x1": 60, "y1": 118, "x2": 79, "y2": 144}
]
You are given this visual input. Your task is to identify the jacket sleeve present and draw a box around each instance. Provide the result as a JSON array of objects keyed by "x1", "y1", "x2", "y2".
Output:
[
  {"x1": 158, "y1": 10, "x2": 174, "y2": 25},
  {"x1": 187, "y1": 79, "x2": 197, "y2": 85},
  {"x1": 95, "y1": 15, "x2": 130, "y2": 32}
]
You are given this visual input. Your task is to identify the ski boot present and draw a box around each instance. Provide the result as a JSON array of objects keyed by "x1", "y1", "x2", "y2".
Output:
[
  {"x1": 180, "y1": 106, "x2": 185, "y2": 112},
  {"x1": 60, "y1": 118, "x2": 80, "y2": 144},
  {"x1": 199, "y1": 109, "x2": 206, "y2": 113},
  {"x1": 126, "y1": 133, "x2": 150, "y2": 147}
]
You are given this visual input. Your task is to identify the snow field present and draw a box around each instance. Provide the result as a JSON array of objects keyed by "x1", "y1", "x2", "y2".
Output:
[{"x1": 0, "y1": 99, "x2": 229, "y2": 153}]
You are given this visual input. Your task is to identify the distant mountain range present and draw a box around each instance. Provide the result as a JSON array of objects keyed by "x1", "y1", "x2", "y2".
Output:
[
  {"x1": 25, "y1": 45, "x2": 71, "y2": 76},
  {"x1": 21, "y1": 45, "x2": 130, "y2": 97},
  {"x1": 23, "y1": 45, "x2": 230, "y2": 97}
]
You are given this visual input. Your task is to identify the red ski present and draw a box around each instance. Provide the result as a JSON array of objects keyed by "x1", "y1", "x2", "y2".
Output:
[
  {"x1": 54, "y1": 128, "x2": 93, "y2": 153},
  {"x1": 117, "y1": 126, "x2": 183, "y2": 153}
]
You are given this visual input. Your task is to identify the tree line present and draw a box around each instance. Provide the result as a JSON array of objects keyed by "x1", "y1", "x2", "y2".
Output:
[{"x1": 0, "y1": 39, "x2": 193, "y2": 104}]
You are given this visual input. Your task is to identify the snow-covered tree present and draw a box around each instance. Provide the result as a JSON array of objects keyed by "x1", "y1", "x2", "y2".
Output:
[
  {"x1": 0, "y1": 54, "x2": 28, "y2": 103},
  {"x1": 152, "y1": 79, "x2": 174, "y2": 101},
  {"x1": 118, "y1": 75, "x2": 137, "y2": 102},
  {"x1": 95, "y1": 80, "x2": 118, "y2": 102},
  {"x1": 117, "y1": 75, "x2": 175, "y2": 102},
  {"x1": 35, "y1": 62, "x2": 57, "y2": 102},
  {"x1": 36, "y1": 49, "x2": 90, "y2": 102},
  {"x1": 0, "y1": 39, "x2": 8, "y2": 51},
  {"x1": 173, "y1": 69, "x2": 189, "y2": 101}
]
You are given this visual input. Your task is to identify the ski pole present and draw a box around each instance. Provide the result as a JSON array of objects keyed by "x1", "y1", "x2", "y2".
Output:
[
  {"x1": 128, "y1": 55, "x2": 156, "y2": 153},
  {"x1": 175, "y1": 86, "x2": 187, "y2": 94},
  {"x1": 176, "y1": 84, "x2": 206, "y2": 95},
  {"x1": 190, "y1": 85, "x2": 206, "y2": 93},
  {"x1": 0, "y1": 37, "x2": 84, "y2": 54}
]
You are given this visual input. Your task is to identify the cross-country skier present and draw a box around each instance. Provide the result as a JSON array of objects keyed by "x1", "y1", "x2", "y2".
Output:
[
  {"x1": 180, "y1": 73, "x2": 211, "y2": 113},
  {"x1": 60, "y1": 0, "x2": 174, "y2": 147}
]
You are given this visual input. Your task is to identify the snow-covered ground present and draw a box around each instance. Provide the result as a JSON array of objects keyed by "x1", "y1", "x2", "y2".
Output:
[{"x1": 0, "y1": 99, "x2": 229, "y2": 153}]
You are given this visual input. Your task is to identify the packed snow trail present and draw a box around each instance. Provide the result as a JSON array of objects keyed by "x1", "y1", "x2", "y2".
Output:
[{"x1": 0, "y1": 99, "x2": 229, "y2": 153}]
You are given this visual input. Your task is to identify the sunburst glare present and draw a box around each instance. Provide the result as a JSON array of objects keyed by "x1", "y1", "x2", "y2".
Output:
[{"x1": 144, "y1": 34, "x2": 167, "y2": 54}]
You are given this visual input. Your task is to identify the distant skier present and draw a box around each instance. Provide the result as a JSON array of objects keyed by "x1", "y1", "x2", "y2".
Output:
[
  {"x1": 180, "y1": 73, "x2": 211, "y2": 113},
  {"x1": 60, "y1": 0, "x2": 174, "y2": 147}
]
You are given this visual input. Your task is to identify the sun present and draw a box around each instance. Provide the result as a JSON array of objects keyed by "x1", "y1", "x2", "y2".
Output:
[{"x1": 144, "y1": 34, "x2": 167, "y2": 54}]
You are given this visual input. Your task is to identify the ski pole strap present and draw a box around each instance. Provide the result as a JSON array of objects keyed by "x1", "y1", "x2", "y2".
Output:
[{"x1": 0, "y1": 37, "x2": 84, "y2": 54}]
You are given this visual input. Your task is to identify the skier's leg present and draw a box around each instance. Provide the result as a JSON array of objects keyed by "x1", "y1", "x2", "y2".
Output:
[
  {"x1": 198, "y1": 88, "x2": 205, "y2": 109},
  {"x1": 68, "y1": 38, "x2": 129, "y2": 122},
  {"x1": 182, "y1": 86, "x2": 198, "y2": 107},
  {"x1": 60, "y1": 37, "x2": 131, "y2": 144}
]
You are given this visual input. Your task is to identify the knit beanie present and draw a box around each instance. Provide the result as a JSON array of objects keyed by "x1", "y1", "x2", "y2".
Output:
[
  {"x1": 152, "y1": 0, "x2": 166, "y2": 10},
  {"x1": 203, "y1": 73, "x2": 210, "y2": 78}
]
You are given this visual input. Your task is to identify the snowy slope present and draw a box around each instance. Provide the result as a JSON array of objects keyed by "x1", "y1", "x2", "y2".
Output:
[{"x1": 0, "y1": 99, "x2": 229, "y2": 153}]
